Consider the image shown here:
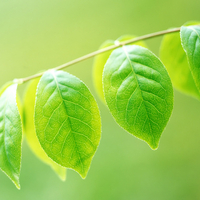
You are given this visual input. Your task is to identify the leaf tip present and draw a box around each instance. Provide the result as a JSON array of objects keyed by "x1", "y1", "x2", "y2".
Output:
[
  {"x1": 80, "y1": 173, "x2": 87, "y2": 179},
  {"x1": 150, "y1": 145, "x2": 159, "y2": 151},
  {"x1": 16, "y1": 184, "x2": 21, "y2": 190},
  {"x1": 59, "y1": 173, "x2": 67, "y2": 182},
  {"x1": 78, "y1": 169, "x2": 88, "y2": 179},
  {"x1": 60, "y1": 177, "x2": 66, "y2": 182},
  {"x1": 13, "y1": 178, "x2": 20, "y2": 190},
  {"x1": 148, "y1": 140, "x2": 159, "y2": 150}
]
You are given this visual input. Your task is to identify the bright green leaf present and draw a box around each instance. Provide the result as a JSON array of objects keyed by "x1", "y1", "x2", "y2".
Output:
[
  {"x1": 160, "y1": 30, "x2": 200, "y2": 99},
  {"x1": 103, "y1": 45, "x2": 173, "y2": 149},
  {"x1": 160, "y1": 22, "x2": 200, "y2": 100},
  {"x1": 35, "y1": 70, "x2": 101, "y2": 178},
  {"x1": 23, "y1": 78, "x2": 66, "y2": 181},
  {"x1": 93, "y1": 35, "x2": 147, "y2": 102},
  {"x1": 180, "y1": 24, "x2": 200, "y2": 91},
  {"x1": 0, "y1": 84, "x2": 22, "y2": 189}
]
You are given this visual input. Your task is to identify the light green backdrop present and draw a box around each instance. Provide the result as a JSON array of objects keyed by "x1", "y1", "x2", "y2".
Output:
[{"x1": 0, "y1": 0, "x2": 200, "y2": 199}]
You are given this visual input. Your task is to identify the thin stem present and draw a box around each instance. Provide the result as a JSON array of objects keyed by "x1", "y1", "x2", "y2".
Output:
[{"x1": 20, "y1": 27, "x2": 181, "y2": 83}]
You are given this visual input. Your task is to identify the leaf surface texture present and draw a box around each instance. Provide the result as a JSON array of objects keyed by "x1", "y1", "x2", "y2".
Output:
[
  {"x1": 103, "y1": 45, "x2": 173, "y2": 149},
  {"x1": 23, "y1": 78, "x2": 66, "y2": 181},
  {"x1": 181, "y1": 24, "x2": 200, "y2": 91},
  {"x1": 0, "y1": 84, "x2": 22, "y2": 189},
  {"x1": 160, "y1": 30, "x2": 200, "y2": 99},
  {"x1": 35, "y1": 70, "x2": 101, "y2": 178},
  {"x1": 93, "y1": 35, "x2": 146, "y2": 102}
]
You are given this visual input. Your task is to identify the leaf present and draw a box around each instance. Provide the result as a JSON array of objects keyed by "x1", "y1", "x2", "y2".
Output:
[
  {"x1": 23, "y1": 78, "x2": 66, "y2": 181},
  {"x1": 180, "y1": 24, "x2": 200, "y2": 91},
  {"x1": 0, "y1": 82, "x2": 23, "y2": 118},
  {"x1": 0, "y1": 84, "x2": 22, "y2": 189},
  {"x1": 35, "y1": 70, "x2": 101, "y2": 178},
  {"x1": 93, "y1": 40, "x2": 115, "y2": 102},
  {"x1": 93, "y1": 35, "x2": 147, "y2": 102},
  {"x1": 103, "y1": 45, "x2": 173, "y2": 149},
  {"x1": 0, "y1": 82, "x2": 13, "y2": 96},
  {"x1": 160, "y1": 22, "x2": 200, "y2": 100},
  {"x1": 160, "y1": 31, "x2": 200, "y2": 99}
]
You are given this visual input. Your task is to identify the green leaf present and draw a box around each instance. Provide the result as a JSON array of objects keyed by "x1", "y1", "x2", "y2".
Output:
[
  {"x1": 0, "y1": 82, "x2": 13, "y2": 96},
  {"x1": 160, "y1": 32, "x2": 200, "y2": 99},
  {"x1": 93, "y1": 40, "x2": 115, "y2": 102},
  {"x1": 180, "y1": 24, "x2": 200, "y2": 91},
  {"x1": 160, "y1": 23, "x2": 200, "y2": 100},
  {"x1": 93, "y1": 35, "x2": 147, "y2": 102},
  {"x1": 23, "y1": 78, "x2": 66, "y2": 181},
  {"x1": 0, "y1": 84, "x2": 22, "y2": 189},
  {"x1": 0, "y1": 82, "x2": 23, "y2": 118},
  {"x1": 103, "y1": 45, "x2": 173, "y2": 149},
  {"x1": 35, "y1": 70, "x2": 101, "y2": 178}
]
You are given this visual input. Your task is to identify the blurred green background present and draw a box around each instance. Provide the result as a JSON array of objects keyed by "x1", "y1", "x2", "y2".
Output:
[{"x1": 0, "y1": 0, "x2": 200, "y2": 199}]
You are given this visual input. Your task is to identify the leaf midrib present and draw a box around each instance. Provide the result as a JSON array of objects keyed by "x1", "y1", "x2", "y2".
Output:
[
  {"x1": 0, "y1": 89, "x2": 18, "y2": 177},
  {"x1": 122, "y1": 46, "x2": 154, "y2": 142},
  {"x1": 188, "y1": 26, "x2": 200, "y2": 38},
  {"x1": 51, "y1": 72, "x2": 84, "y2": 173}
]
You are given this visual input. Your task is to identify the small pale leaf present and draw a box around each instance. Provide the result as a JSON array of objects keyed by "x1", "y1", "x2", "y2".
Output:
[
  {"x1": 0, "y1": 84, "x2": 22, "y2": 189},
  {"x1": 160, "y1": 29, "x2": 200, "y2": 99},
  {"x1": 180, "y1": 24, "x2": 200, "y2": 91},
  {"x1": 103, "y1": 45, "x2": 173, "y2": 149},
  {"x1": 35, "y1": 70, "x2": 101, "y2": 178},
  {"x1": 23, "y1": 78, "x2": 66, "y2": 181},
  {"x1": 93, "y1": 40, "x2": 115, "y2": 102}
]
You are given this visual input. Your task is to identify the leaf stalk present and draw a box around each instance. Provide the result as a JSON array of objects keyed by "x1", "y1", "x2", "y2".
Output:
[{"x1": 18, "y1": 27, "x2": 181, "y2": 83}]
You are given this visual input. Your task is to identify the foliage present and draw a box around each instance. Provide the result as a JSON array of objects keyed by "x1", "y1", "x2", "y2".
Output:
[
  {"x1": 102, "y1": 45, "x2": 173, "y2": 149},
  {"x1": 23, "y1": 77, "x2": 66, "y2": 181},
  {"x1": 0, "y1": 21, "x2": 199, "y2": 189}
]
